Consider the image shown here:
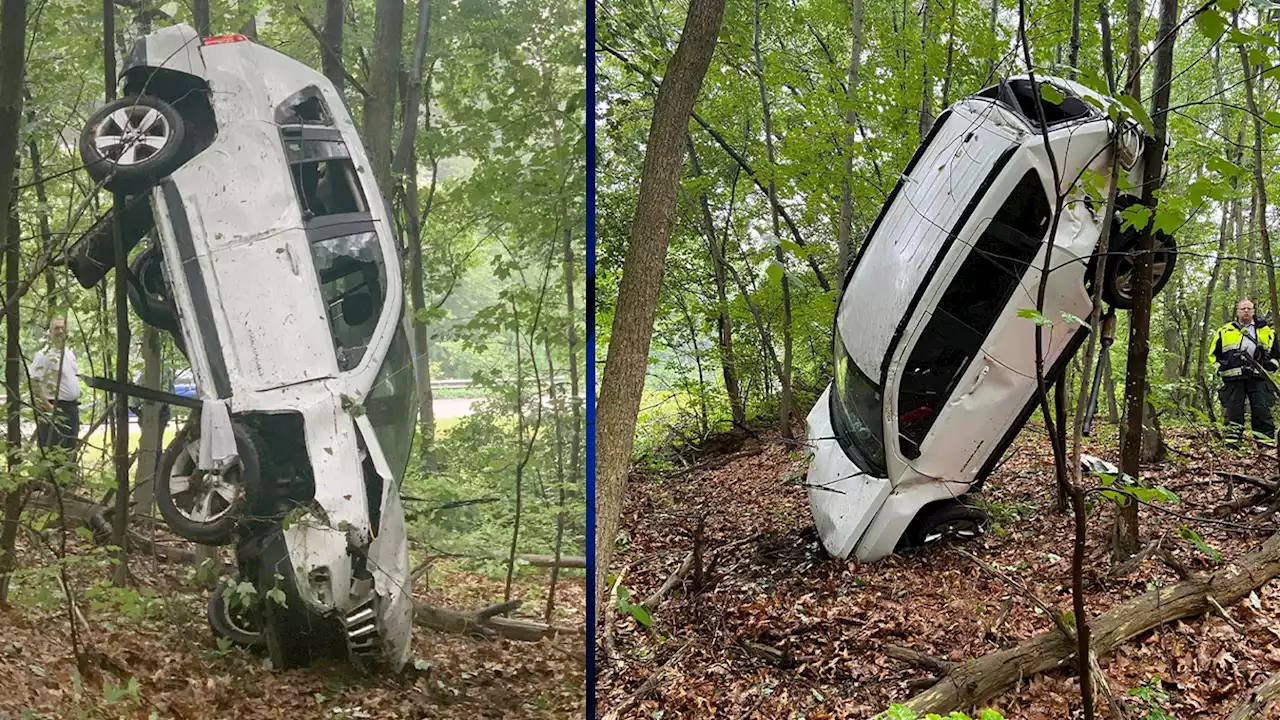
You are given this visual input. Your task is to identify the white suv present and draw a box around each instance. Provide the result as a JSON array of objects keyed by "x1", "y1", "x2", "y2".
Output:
[
  {"x1": 806, "y1": 76, "x2": 1175, "y2": 562},
  {"x1": 67, "y1": 25, "x2": 416, "y2": 669}
]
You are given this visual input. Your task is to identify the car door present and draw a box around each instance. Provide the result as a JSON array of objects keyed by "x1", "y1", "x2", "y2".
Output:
[{"x1": 886, "y1": 163, "x2": 1054, "y2": 484}]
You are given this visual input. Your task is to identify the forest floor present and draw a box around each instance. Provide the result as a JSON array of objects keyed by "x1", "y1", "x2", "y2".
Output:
[
  {"x1": 0, "y1": 536, "x2": 587, "y2": 719},
  {"x1": 596, "y1": 421, "x2": 1280, "y2": 719}
]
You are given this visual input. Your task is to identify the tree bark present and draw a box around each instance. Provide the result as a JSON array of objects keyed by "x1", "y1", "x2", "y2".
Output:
[
  {"x1": 321, "y1": 0, "x2": 346, "y2": 95},
  {"x1": 0, "y1": 187, "x2": 21, "y2": 605},
  {"x1": 1069, "y1": 0, "x2": 1080, "y2": 79},
  {"x1": 0, "y1": 0, "x2": 26, "y2": 606},
  {"x1": 1227, "y1": 670, "x2": 1280, "y2": 720},
  {"x1": 1116, "y1": 0, "x2": 1178, "y2": 562},
  {"x1": 362, "y1": 0, "x2": 405, "y2": 196},
  {"x1": 1103, "y1": 349, "x2": 1119, "y2": 422},
  {"x1": 594, "y1": 0, "x2": 726, "y2": 623},
  {"x1": 904, "y1": 527, "x2": 1280, "y2": 714},
  {"x1": 751, "y1": 0, "x2": 794, "y2": 440},
  {"x1": 193, "y1": 0, "x2": 210, "y2": 37},
  {"x1": 835, "y1": 0, "x2": 864, "y2": 284},
  {"x1": 543, "y1": 337, "x2": 569, "y2": 624},
  {"x1": 939, "y1": 0, "x2": 957, "y2": 106},
  {"x1": 687, "y1": 139, "x2": 744, "y2": 427},
  {"x1": 1239, "y1": 37, "x2": 1279, "y2": 320},
  {"x1": 917, "y1": 0, "x2": 933, "y2": 138},
  {"x1": 131, "y1": 327, "x2": 163, "y2": 516}
]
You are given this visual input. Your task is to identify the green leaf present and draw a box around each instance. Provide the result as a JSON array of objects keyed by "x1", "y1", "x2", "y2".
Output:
[
  {"x1": 629, "y1": 604, "x2": 653, "y2": 627},
  {"x1": 765, "y1": 259, "x2": 784, "y2": 285},
  {"x1": 414, "y1": 659, "x2": 431, "y2": 671},
  {"x1": 1119, "y1": 204, "x2": 1152, "y2": 231},
  {"x1": 1227, "y1": 27, "x2": 1254, "y2": 46},
  {"x1": 266, "y1": 586, "x2": 288, "y2": 608},
  {"x1": 1152, "y1": 207, "x2": 1182, "y2": 236},
  {"x1": 1194, "y1": 9, "x2": 1228, "y2": 41},
  {"x1": 1016, "y1": 308, "x2": 1052, "y2": 327},
  {"x1": 778, "y1": 239, "x2": 806, "y2": 258},
  {"x1": 215, "y1": 636, "x2": 233, "y2": 652},
  {"x1": 1060, "y1": 312, "x2": 1090, "y2": 328},
  {"x1": 1251, "y1": 48, "x2": 1271, "y2": 68},
  {"x1": 1039, "y1": 82, "x2": 1065, "y2": 105},
  {"x1": 1118, "y1": 94, "x2": 1154, "y2": 136},
  {"x1": 1266, "y1": 111, "x2": 1280, "y2": 129},
  {"x1": 1178, "y1": 526, "x2": 1223, "y2": 562},
  {"x1": 1219, "y1": 0, "x2": 1242, "y2": 11}
]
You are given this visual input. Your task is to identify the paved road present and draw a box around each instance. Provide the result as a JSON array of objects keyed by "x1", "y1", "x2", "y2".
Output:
[{"x1": 433, "y1": 397, "x2": 482, "y2": 420}]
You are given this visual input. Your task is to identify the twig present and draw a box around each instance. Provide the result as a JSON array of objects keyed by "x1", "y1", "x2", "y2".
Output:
[
  {"x1": 954, "y1": 546, "x2": 1075, "y2": 641},
  {"x1": 1207, "y1": 595, "x2": 1246, "y2": 635},
  {"x1": 599, "y1": 642, "x2": 691, "y2": 720},
  {"x1": 885, "y1": 644, "x2": 955, "y2": 675},
  {"x1": 1089, "y1": 650, "x2": 1131, "y2": 720}
]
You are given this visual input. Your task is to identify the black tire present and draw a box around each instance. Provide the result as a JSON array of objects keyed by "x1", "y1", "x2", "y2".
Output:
[
  {"x1": 80, "y1": 96, "x2": 188, "y2": 194},
  {"x1": 254, "y1": 530, "x2": 348, "y2": 669},
  {"x1": 1101, "y1": 222, "x2": 1177, "y2": 310},
  {"x1": 155, "y1": 421, "x2": 260, "y2": 545},
  {"x1": 208, "y1": 579, "x2": 265, "y2": 649},
  {"x1": 127, "y1": 246, "x2": 180, "y2": 332},
  {"x1": 905, "y1": 500, "x2": 987, "y2": 547}
]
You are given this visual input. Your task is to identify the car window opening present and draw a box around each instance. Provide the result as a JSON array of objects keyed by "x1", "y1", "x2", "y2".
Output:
[
  {"x1": 898, "y1": 170, "x2": 1051, "y2": 458},
  {"x1": 275, "y1": 86, "x2": 334, "y2": 126},
  {"x1": 977, "y1": 79, "x2": 1092, "y2": 126},
  {"x1": 292, "y1": 159, "x2": 368, "y2": 218},
  {"x1": 311, "y1": 233, "x2": 386, "y2": 371}
]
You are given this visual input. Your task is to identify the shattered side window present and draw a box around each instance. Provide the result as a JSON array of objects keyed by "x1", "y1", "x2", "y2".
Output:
[
  {"x1": 275, "y1": 86, "x2": 333, "y2": 126},
  {"x1": 311, "y1": 232, "x2": 387, "y2": 371},
  {"x1": 898, "y1": 170, "x2": 1050, "y2": 458},
  {"x1": 290, "y1": 157, "x2": 368, "y2": 219},
  {"x1": 366, "y1": 324, "x2": 417, "y2": 481}
]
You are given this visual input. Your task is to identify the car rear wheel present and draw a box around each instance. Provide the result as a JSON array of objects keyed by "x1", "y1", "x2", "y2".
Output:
[
  {"x1": 905, "y1": 500, "x2": 987, "y2": 547},
  {"x1": 127, "y1": 246, "x2": 180, "y2": 333},
  {"x1": 1101, "y1": 229, "x2": 1177, "y2": 310},
  {"x1": 208, "y1": 579, "x2": 266, "y2": 649},
  {"x1": 156, "y1": 422, "x2": 259, "y2": 545},
  {"x1": 80, "y1": 96, "x2": 188, "y2": 194}
]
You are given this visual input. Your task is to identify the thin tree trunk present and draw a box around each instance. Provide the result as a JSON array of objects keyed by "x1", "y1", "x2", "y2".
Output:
[
  {"x1": 917, "y1": 0, "x2": 932, "y2": 138},
  {"x1": 1069, "y1": 0, "x2": 1080, "y2": 78},
  {"x1": 132, "y1": 327, "x2": 162, "y2": 517},
  {"x1": 1099, "y1": 0, "x2": 1115, "y2": 91},
  {"x1": 940, "y1": 0, "x2": 957, "y2": 106},
  {"x1": 1240, "y1": 38, "x2": 1279, "y2": 320},
  {"x1": 687, "y1": 139, "x2": 744, "y2": 426},
  {"x1": 543, "y1": 337, "x2": 568, "y2": 625},
  {"x1": 394, "y1": 0, "x2": 436, "y2": 465},
  {"x1": 1117, "y1": 0, "x2": 1178, "y2": 562},
  {"x1": 986, "y1": 0, "x2": 999, "y2": 82},
  {"x1": 321, "y1": 0, "x2": 346, "y2": 95},
  {"x1": 562, "y1": 225, "x2": 581, "y2": 502},
  {"x1": 504, "y1": 298, "x2": 525, "y2": 604},
  {"x1": 363, "y1": 0, "x2": 405, "y2": 195},
  {"x1": 595, "y1": 0, "x2": 727, "y2": 622},
  {"x1": 193, "y1": 0, "x2": 210, "y2": 37},
  {"x1": 1103, "y1": 349, "x2": 1119, "y2": 422},
  {"x1": 752, "y1": 0, "x2": 794, "y2": 440},
  {"x1": 0, "y1": 184, "x2": 21, "y2": 605},
  {"x1": 836, "y1": 0, "x2": 864, "y2": 283}
]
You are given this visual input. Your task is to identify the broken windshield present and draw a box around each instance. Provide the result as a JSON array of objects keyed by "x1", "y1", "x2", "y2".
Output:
[
  {"x1": 831, "y1": 324, "x2": 886, "y2": 476},
  {"x1": 365, "y1": 323, "x2": 416, "y2": 481}
]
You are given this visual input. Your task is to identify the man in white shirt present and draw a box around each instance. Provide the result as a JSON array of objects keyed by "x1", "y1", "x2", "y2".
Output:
[{"x1": 29, "y1": 317, "x2": 81, "y2": 453}]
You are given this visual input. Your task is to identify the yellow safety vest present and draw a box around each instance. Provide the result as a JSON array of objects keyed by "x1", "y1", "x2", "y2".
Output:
[{"x1": 1211, "y1": 322, "x2": 1276, "y2": 378}]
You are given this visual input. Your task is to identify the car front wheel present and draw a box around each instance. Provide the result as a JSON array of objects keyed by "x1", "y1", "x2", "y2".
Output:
[
  {"x1": 80, "y1": 96, "x2": 188, "y2": 194},
  {"x1": 905, "y1": 500, "x2": 987, "y2": 547},
  {"x1": 1101, "y1": 230, "x2": 1177, "y2": 310},
  {"x1": 156, "y1": 422, "x2": 259, "y2": 546}
]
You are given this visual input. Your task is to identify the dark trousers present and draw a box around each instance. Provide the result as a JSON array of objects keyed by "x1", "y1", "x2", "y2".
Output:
[
  {"x1": 36, "y1": 400, "x2": 79, "y2": 453},
  {"x1": 1221, "y1": 379, "x2": 1274, "y2": 439}
]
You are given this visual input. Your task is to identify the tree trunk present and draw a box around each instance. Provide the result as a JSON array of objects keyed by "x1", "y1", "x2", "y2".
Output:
[
  {"x1": 362, "y1": 0, "x2": 405, "y2": 196},
  {"x1": 0, "y1": 183, "x2": 22, "y2": 605},
  {"x1": 1226, "y1": 670, "x2": 1280, "y2": 720},
  {"x1": 904, "y1": 527, "x2": 1280, "y2": 714},
  {"x1": 543, "y1": 337, "x2": 568, "y2": 624},
  {"x1": 986, "y1": 0, "x2": 998, "y2": 82},
  {"x1": 594, "y1": 0, "x2": 726, "y2": 622},
  {"x1": 939, "y1": 0, "x2": 957, "y2": 106},
  {"x1": 394, "y1": 0, "x2": 436, "y2": 466},
  {"x1": 321, "y1": 0, "x2": 346, "y2": 95},
  {"x1": 193, "y1": 0, "x2": 210, "y2": 37},
  {"x1": 131, "y1": 327, "x2": 163, "y2": 517},
  {"x1": 1116, "y1": 0, "x2": 1177, "y2": 562},
  {"x1": 917, "y1": 0, "x2": 932, "y2": 138},
  {"x1": 1068, "y1": 0, "x2": 1080, "y2": 79},
  {"x1": 751, "y1": 0, "x2": 794, "y2": 440},
  {"x1": 1103, "y1": 349, "x2": 1119, "y2": 422},
  {"x1": 1099, "y1": 0, "x2": 1115, "y2": 91},
  {"x1": 562, "y1": 225, "x2": 581, "y2": 502},
  {"x1": 687, "y1": 139, "x2": 744, "y2": 427},
  {"x1": 835, "y1": 0, "x2": 864, "y2": 284},
  {"x1": 1239, "y1": 39, "x2": 1279, "y2": 320}
]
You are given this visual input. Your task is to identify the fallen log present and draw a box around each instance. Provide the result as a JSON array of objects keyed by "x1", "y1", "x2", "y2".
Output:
[
  {"x1": 640, "y1": 534, "x2": 759, "y2": 610},
  {"x1": 1227, "y1": 670, "x2": 1280, "y2": 720},
  {"x1": 884, "y1": 644, "x2": 955, "y2": 676},
  {"x1": 903, "y1": 528, "x2": 1280, "y2": 715},
  {"x1": 413, "y1": 600, "x2": 584, "y2": 643}
]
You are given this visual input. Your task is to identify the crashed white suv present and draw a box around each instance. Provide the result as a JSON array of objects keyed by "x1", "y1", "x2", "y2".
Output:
[
  {"x1": 67, "y1": 25, "x2": 416, "y2": 669},
  {"x1": 806, "y1": 76, "x2": 1175, "y2": 562}
]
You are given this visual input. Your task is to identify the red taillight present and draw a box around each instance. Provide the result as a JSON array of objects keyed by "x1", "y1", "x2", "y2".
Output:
[{"x1": 202, "y1": 33, "x2": 248, "y2": 46}]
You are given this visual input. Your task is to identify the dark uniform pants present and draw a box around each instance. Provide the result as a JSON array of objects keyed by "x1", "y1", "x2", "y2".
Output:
[
  {"x1": 1221, "y1": 378, "x2": 1274, "y2": 439},
  {"x1": 36, "y1": 400, "x2": 79, "y2": 453}
]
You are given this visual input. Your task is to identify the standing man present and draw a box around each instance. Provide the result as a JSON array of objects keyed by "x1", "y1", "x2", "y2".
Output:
[
  {"x1": 29, "y1": 317, "x2": 81, "y2": 454},
  {"x1": 1210, "y1": 298, "x2": 1280, "y2": 443}
]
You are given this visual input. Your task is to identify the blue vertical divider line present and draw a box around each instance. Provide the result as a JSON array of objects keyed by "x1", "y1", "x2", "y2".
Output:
[{"x1": 584, "y1": 0, "x2": 598, "y2": 714}]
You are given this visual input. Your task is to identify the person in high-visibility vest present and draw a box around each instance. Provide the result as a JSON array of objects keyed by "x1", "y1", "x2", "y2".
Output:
[{"x1": 1210, "y1": 298, "x2": 1280, "y2": 442}]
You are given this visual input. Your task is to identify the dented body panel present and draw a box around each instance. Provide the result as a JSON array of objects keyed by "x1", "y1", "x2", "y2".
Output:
[
  {"x1": 808, "y1": 76, "x2": 1150, "y2": 562},
  {"x1": 126, "y1": 25, "x2": 415, "y2": 668}
]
